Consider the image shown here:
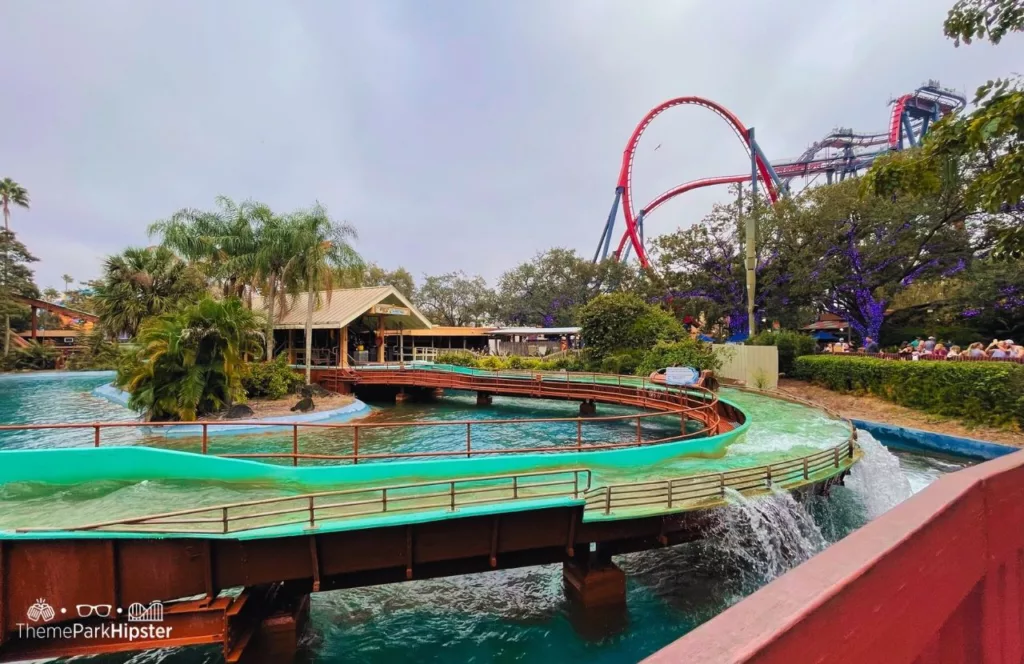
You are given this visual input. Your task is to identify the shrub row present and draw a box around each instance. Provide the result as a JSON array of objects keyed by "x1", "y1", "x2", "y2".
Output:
[
  {"x1": 435, "y1": 352, "x2": 587, "y2": 372},
  {"x1": 791, "y1": 355, "x2": 1024, "y2": 427}
]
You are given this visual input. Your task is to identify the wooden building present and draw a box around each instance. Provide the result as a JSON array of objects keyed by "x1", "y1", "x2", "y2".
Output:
[{"x1": 257, "y1": 286, "x2": 432, "y2": 367}]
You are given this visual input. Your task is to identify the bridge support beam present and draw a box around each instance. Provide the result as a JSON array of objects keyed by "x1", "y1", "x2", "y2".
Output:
[
  {"x1": 432, "y1": 387, "x2": 445, "y2": 399},
  {"x1": 563, "y1": 557, "x2": 626, "y2": 609},
  {"x1": 236, "y1": 593, "x2": 310, "y2": 664},
  {"x1": 579, "y1": 400, "x2": 597, "y2": 416},
  {"x1": 476, "y1": 391, "x2": 492, "y2": 406},
  {"x1": 395, "y1": 388, "x2": 409, "y2": 404}
]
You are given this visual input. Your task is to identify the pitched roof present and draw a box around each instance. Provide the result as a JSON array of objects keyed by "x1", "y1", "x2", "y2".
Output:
[{"x1": 252, "y1": 286, "x2": 432, "y2": 331}]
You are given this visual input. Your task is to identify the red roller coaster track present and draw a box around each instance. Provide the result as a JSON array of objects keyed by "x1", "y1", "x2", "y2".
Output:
[{"x1": 612, "y1": 97, "x2": 780, "y2": 267}]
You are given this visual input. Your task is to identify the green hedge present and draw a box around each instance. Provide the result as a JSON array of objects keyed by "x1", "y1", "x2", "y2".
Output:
[{"x1": 792, "y1": 355, "x2": 1024, "y2": 427}]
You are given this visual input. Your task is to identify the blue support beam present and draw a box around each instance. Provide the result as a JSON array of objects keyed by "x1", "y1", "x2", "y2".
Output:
[
  {"x1": 901, "y1": 113, "x2": 917, "y2": 148},
  {"x1": 751, "y1": 140, "x2": 785, "y2": 195},
  {"x1": 594, "y1": 187, "x2": 623, "y2": 263}
]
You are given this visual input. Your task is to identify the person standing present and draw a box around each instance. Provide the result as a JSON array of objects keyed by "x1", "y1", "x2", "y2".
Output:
[{"x1": 864, "y1": 336, "x2": 879, "y2": 354}]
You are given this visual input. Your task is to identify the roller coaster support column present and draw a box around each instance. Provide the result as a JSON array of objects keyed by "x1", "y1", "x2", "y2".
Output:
[
  {"x1": 594, "y1": 187, "x2": 624, "y2": 263},
  {"x1": 746, "y1": 128, "x2": 758, "y2": 338}
]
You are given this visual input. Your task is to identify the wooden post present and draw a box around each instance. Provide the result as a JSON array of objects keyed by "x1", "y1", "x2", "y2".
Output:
[
  {"x1": 288, "y1": 330, "x2": 295, "y2": 365},
  {"x1": 340, "y1": 325, "x2": 349, "y2": 368},
  {"x1": 30, "y1": 307, "x2": 37, "y2": 339},
  {"x1": 399, "y1": 325, "x2": 404, "y2": 368},
  {"x1": 377, "y1": 315, "x2": 385, "y2": 363}
]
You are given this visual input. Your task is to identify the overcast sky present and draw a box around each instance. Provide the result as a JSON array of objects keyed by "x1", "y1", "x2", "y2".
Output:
[{"x1": 1, "y1": 0, "x2": 1020, "y2": 291}]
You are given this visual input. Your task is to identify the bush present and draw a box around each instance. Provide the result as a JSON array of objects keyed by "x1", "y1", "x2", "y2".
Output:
[
  {"x1": 67, "y1": 330, "x2": 124, "y2": 371},
  {"x1": 599, "y1": 349, "x2": 647, "y2": 375},
  {"x1": 1, "y1": 342, "x2": 59, "y2": 371},
  {"x1": 577, "y1": 293, "x2": 684, "y2": 360},
  {"x1": 746, "y1": 330, "x2": 816, "y2": 375},
  {"x1": 243, "y1": 355, "x2": 304, "y2": 399},
  {"x1": 792, "y1": 355, "x2": 1024, "y2": 427},
  {"x1": 435, "y1": 352, "x2": 476, "y2": 367},
  {"x1": 635, "y1": 340, "x2": 721, "y2": 376}
]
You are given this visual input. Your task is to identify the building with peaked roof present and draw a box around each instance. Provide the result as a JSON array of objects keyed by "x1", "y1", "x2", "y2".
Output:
[{"x1": 253, "y1": 286, "x2": 432, "y2": 367}]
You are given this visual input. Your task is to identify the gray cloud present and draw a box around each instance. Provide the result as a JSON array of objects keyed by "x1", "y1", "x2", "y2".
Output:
[{"x1": 1, "y1": 0, "x2": 1020, "y2": 289}]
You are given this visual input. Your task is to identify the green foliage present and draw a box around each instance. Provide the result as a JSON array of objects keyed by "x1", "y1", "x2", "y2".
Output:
[
  {"x1": 242, "y1": 355, "x2": 303, "y2": 399},
  {"x1": 434, "y1": 351, "x2": 477, "y2": 367},
  {"x1": 93, "y1": 246, "x2": 207, "y2": 338},
  {"x1": 577, "y1": 293, "x2": 683, "y2": 360},
  {"x1": 415, "y1": 271, "x2": 492, "y2": 326},
  {"x1": 0, "y1": 230, "x2": 39, "y2": 356},
  {"x1": 1, "y1": 341, "x2": 58, "y2": 371},
  {"x1": 635, "y1": 340, "x2": 720, "y2": 376},
  {"x1": 435, "y1": 353, "x2": 587, "y2": 373},
  {"x1": 600, "y1": 349, "x2": 646, "y2": 375},
  {"x1": 944, "y1": 0, "x2": 1024, "y2": 45},
  {"x1": 491, "y1": 248, "x2": 643, "y2": 327},
  {"x1": 67, "y1": 330, "x2": 124, "y2": 371},
  {"x1": 745, "y1": 330, "x2": 816, "y2": 375},
  {"x1": 792, "y1": 355, "x2": 1024, "y2": 427},
  {"x1": 0, "y1": 178, "x2": 30, "y2": 232},
  {"x1": 115, "y1": 296, "x2": 265, "y2": 421}
]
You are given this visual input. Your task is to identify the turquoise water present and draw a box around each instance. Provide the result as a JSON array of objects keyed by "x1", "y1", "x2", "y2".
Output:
[{"x1": 0, "y1": 372, "x2": 972, "y2": 663}]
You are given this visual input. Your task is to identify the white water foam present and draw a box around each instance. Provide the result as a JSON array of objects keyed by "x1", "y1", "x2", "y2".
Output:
[
  {"x1": 706, "y1": 487, "x2": 827, "y2": 586},
  {"x1": 844, "y1": 430, "x2": 913, "y2": 520}
]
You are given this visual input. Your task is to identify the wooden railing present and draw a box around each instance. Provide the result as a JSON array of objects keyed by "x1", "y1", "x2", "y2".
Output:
[
  {"x1": 585, "y1": 439, "x2": 858, "y2": 516},
  {"x1": 16, "y1": 469, "x2": 593, "y2": 535}
]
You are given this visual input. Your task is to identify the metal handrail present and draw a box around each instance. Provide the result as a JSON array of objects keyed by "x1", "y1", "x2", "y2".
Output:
[
  {"x1": 584, "y1": 438, "x2": 859, "y2": 516},
  {"x1": 16, "y1": 468, "x2": 593, "y2": 534},
  {"x1": 0, "y1": 369, "x2": 728, "y2": 466}
]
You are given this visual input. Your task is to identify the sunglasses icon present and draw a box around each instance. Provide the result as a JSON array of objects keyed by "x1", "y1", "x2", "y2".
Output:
[{"x1": 76, "y1": 604, "x2": 113, "y2": 618}]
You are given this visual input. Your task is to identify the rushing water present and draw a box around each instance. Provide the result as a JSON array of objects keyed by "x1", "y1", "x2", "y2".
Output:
[{"x1": 0, "y1": 373, "x2": 977, "y2": 663}]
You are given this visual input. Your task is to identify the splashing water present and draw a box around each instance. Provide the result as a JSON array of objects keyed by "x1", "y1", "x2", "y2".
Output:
[
  {"x1": 845, "y1": 431, "x2": 913, "y2": 520},
  {"x1": 705, "y1": 487, "x2": 827, "y2": 589}
]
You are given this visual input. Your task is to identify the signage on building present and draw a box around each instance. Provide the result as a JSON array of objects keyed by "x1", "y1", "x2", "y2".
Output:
[{"x1": 371, "y1": 304, "x2": 410, "y2": 316}]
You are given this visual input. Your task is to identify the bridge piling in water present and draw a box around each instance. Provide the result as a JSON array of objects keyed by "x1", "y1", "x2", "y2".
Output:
[
  {"x1": 476, "y1": 391, "x2": 493, "y2": 406},
  {"x1": 579, "y1": 400, "x2": 597, "y2": 417},
  {"x1": 563, "y1": 547, "x2": 626, "y2": 609}
]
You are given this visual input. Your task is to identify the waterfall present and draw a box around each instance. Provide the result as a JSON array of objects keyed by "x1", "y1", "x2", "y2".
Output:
[
  {"x1": 705, "y1": 487, "x2": 827, "y2": 588},
  {"x1": 844, "y1": 430, "x2": 913, "y2": 520}
]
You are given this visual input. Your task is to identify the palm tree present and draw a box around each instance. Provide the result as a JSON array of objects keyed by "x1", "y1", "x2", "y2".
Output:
[
  {"x1": 93, "y1": 246, "x2": 207, "y2": 338},
  {"x1": 0, "y1": 178, "x2": 29, "y2": 233},
  {"x1": 116, "y1": 296, "x2": 264, "y2": 421},
  {"x1": 148, "y1": 196, "x2": 259, "y2": 299},
  {"x1": 42, "y1": 287, "x2": 60, "y2": 302},
  {"x1": 289, "y1": 204, "x2": 362, "y2": 383},
  {"x1": 61, "y1": 274, "x2": 73, "y2": 295}
]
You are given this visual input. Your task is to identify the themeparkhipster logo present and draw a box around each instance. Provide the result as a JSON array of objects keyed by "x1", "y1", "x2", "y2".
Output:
[{"x1": 17, "y1": 598, "x2": 174, "y2": 642}]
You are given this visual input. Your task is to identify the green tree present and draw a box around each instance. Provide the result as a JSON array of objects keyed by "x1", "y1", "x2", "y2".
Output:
[
  {"x1": 867, "y1": 0, "x2": 1024, "y2": 258},
  {"x1": 61, "y1": 274, "x2": 73, "y2": 294},
  {"x1": 492, "y1": 249, "x2": 642, "y2": 326},
  {"x1": 944, "y1": 0, "x2": 1024, "y2": 45},
  {"x1": 415, "y1": 271, "x2": 492, "y2": 326},
  {"x1": 42, "y1": 287, "x2": 60, "y2": 302},
  {"x1": 576, "y1": 292, "x2": 684, "y2": 361},
  {"x1": 0, "y1": 178, "x2": 29, "y2": 233},
  {"x1": 362, "y1": 264, "x2": 416, "y2": 300},
  {"x1": 149, "y1": 196, "x2": 260, "y2": 298},
  {"x1": 0, "y1": 230, "x2": 39, "y2": 356},
  {"x1": 93, "y1": 246, "x2": 207, "y2": 338},
  {"x1": 116, "y1": 296, "x2": 264, "y2": 421},
  {"x1": 289, "y1": 204, "x2": 362, "y2": 384}
]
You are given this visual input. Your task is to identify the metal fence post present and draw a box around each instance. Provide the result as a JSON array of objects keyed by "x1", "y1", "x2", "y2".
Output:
[
  {"x1": 202, "y1": 424, "x2": 208, "y2": 455},
  {"x1": 308, "y1": 496, "x2": 316, "y2": 528},
  {"x1": 292, "y1": 424, "x2": 299, "y2": 467},
  {"x1": 93, "y1": 425, "x2": 100, "y2": 447},
  {"x1": 466, "y1": 423, "x2": 472, "y2": 458},
  {"x1": 353, "y1": 426, "x2": 359, "y2": 465},
  {"x1": 450, "y1": 482, "x2": 457, "y2": 510}
]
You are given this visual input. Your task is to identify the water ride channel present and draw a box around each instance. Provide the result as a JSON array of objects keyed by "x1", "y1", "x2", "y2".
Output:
[{"x1": 0, "y1": 365, "x2": 970, "y2": 663}]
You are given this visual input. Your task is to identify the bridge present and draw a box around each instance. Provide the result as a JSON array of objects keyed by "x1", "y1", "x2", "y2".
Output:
[{"x1": 0, "y1": 366, "x2": 859, "y2": 662}]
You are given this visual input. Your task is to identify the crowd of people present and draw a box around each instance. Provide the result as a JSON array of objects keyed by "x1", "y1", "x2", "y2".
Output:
[{"x1": 823, "y1": 336, "x2": 1024, "y2": 360}]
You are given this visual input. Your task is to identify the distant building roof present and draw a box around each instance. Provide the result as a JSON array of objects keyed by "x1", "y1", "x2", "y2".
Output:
[
  {"x1": 384, "y1": 326, "x2": 495, "y2": 337},
  {"x1": 491, "y1": 327, "x2": 580, "y2": 336},
  {"x1": 253, "y1": 286, "x2": 432, "y2": 331},
  {"x1": 801, "y1": 319, "x2": 850, "y2": 331}
]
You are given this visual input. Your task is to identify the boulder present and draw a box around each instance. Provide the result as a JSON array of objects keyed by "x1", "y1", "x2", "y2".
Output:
[
  {"x1": 225, "y1": 404, "x2": 256, "y2": 420},
  {"x1": 291, "y1": 397, "x2": 316, "y2": 413}
]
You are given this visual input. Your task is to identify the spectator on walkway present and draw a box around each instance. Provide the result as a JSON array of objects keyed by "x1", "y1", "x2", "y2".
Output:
[
  {"x1": 989, "y1": 341, "x2": 1011, "y2": 359},
  {"x1": 863, "y1": 336, "x2": 879, "y2": 353},
  {"x1": 947, "y1": 345, "x2": 962, "y2": 359},
  {"x1": 932, "y1": 343, "x2": 948, "y2": 359},
  {"x1": 898, "y1": 342, "x2": 913, "y2": 356},
  {"x1": 923, "y1": 336, "x2": 936, "y2": 352},
  {"x1": 968, "y1": 342, "x2": 986, "y2": 358}
]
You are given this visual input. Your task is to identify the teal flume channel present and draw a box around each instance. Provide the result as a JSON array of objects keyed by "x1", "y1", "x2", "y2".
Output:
[{"x1": 0, "y1": 370, "x2": 960, "y2": 663}]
